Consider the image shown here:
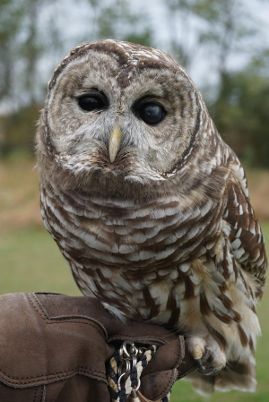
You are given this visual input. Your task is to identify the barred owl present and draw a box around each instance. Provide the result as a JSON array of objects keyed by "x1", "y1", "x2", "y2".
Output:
[{"x1": 36, "y1": 40, "x2": 267, "y2": 393}]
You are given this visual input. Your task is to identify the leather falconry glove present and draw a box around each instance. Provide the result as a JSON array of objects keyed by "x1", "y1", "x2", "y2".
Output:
[{"x1": 0, "y1": 292, "x2": 195, "y2": 402}]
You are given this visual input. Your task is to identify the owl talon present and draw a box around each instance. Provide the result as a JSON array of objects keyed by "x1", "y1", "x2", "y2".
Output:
[
  {"x1": 192, "y1": 343, "x2": 204, "y2": 360},
  {"x1": 187, "y1": 337, "x2": 226, "y2": 376},
  {"x1": 196, "y1": 350, "x2": 220, "y2": 376}
]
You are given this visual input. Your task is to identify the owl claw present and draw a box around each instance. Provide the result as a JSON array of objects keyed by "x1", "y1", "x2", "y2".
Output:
[
  {"x1": 191, "y1": 343, "x2": 204, "y2": 360},
  {"x1": 187, "y1": 336, "x2": 226, "y2": 376},
  {"x1": 196, "y1": 349, "x2": 220, "y2": 376}
]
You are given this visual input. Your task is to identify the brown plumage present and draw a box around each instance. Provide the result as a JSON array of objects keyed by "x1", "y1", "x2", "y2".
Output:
[{"x1": 36, "y1": 39, "x2": 267, "y2": 393}]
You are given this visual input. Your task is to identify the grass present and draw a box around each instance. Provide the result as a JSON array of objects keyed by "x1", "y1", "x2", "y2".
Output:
[
  {"x1": 0, "y1": 227, "x2": 78, "y2": 295},
  {"x1": 0, "y1": 223, "x2": 268, "y2": 402},
  {"x1": 0, "y1": 157, "x2": 40, "y2": 233}
]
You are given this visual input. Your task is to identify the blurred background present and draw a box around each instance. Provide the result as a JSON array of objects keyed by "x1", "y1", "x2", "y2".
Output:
[{"x1": 0, "y1": 1, "x2": 268, "y2": 401}]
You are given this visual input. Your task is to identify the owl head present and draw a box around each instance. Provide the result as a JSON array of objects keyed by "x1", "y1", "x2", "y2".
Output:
[{"x1": 36, "y1": 39, "x2": 216, "y2": 198}]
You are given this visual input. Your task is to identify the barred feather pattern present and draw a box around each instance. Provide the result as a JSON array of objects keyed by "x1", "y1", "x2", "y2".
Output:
[
  {"x1": 40, "y1": 149, "x2": 266, "y2": 393},
  {"x1": 37, "y1": 39, "x2": 267, "y2": 394}
]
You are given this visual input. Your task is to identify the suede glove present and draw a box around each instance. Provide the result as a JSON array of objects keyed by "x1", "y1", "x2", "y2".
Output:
[{"x1": 0, "y1": 292, "x2": 194, "y2": 402}]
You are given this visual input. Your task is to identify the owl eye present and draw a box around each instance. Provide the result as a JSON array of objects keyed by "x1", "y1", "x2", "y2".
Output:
[
  {"x1": 77, "y1": 90, "x2": 109, "y2": 112},
  {"x1": 133, "y1": 99, "x2": 166, "y2": 125}
]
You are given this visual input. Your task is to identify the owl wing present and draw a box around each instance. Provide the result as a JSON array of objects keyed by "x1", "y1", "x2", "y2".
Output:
[{"x1": 224, "y1": 166, "x2": 267, "y2": 299}]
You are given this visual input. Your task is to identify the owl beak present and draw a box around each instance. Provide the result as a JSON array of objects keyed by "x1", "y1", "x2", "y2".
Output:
[{"x1": 108, "y1": 126, "x2": 122, "y2": 163}]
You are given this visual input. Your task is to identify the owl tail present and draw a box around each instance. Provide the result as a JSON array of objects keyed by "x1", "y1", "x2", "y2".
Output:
[{"x1": 187, "y1": 359, "x2": 256, "y2": 394}]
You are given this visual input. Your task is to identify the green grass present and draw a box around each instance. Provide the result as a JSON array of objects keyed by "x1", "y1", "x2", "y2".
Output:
[
  {"x1": 0, "y1": 223, "x2": 268, "y2": 401},
  {"x1": 0, "y1": 226, "x2": 79, "y2": 295}
]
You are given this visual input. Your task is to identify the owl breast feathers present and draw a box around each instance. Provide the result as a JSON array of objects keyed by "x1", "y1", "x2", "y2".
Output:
[{"x1": 36, "y1": 39, "x2": 267, "y2": 394}]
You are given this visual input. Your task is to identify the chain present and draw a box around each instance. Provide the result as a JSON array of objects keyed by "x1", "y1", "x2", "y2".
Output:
[{"x1": 107, "y1": 341, "x2": 170, "y2": 402}]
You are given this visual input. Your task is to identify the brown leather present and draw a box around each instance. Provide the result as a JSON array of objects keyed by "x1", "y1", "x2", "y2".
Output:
[
  {"x1": 0, "y1": 292, "x2": 195, "y2": 402},
  {"x1": 0, "y1": 292, "x2": 112, "y2": 402}
]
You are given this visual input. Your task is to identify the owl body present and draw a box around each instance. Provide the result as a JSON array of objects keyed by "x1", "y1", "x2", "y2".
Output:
[{"x1": 37, "y1": 40, "x2": 266, "y2": 393}]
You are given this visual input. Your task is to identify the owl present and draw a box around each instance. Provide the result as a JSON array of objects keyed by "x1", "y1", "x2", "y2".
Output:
[{"x1": 36, "y1": 39, "x2": 267, "y2": 393}]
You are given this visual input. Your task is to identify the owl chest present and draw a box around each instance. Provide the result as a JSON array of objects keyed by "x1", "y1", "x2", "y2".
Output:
[
  {"x1": 69, "y1": 199, "x2": 209, "y2": 269},
  {"x1": 44, "y1": 191, "x2": 217, "y2": 271},
  {"x1": 42, "y1": 191, "x2": 220, "y2": 322}
]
